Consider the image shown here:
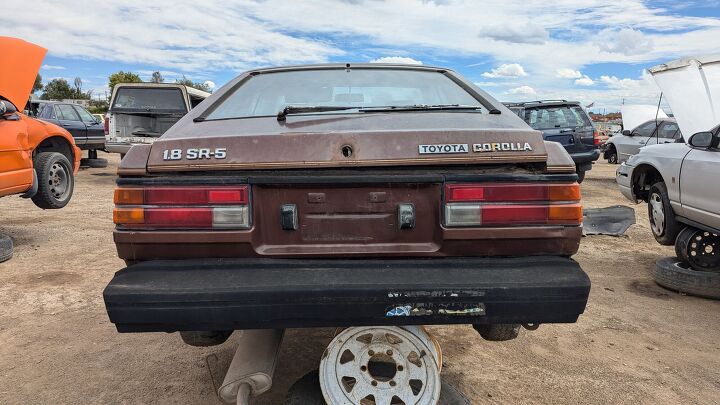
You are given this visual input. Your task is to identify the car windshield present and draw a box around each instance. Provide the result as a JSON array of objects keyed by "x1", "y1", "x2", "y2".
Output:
[
  {"x1": 524, "y1": 105, "x2": 591, "y2": 130},
  {"x1": 205, "y1": 68, "x2": 484, "y2": 120},
  {"x1": 111, "y1": 87, "x2": 187, "y2": 112}
]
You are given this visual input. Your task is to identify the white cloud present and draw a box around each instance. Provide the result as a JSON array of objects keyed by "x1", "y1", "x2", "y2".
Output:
[
  {"x1": 477, "y1": 23, "x2": 549, "y2": 45},
  {"x1": 556, "y1": 69, "x2": 582, "y2": 79},
  {"x1": 41, "y1": 64, "x2": 65, "y2": 70},
  {"x1": 203, "y1": 80, "x2": 216, "y2": 90},
  {"x1": 482, "y1": 63, "x2": 527, "y2": 78},
  {"x1": 596, "y1": 28, "x2": 654, "y2": 56},
  {"x1": 369, "y1": 56, "x2": 423, "y2": 65},
  {"x1": 507, "y1": 85, "x2": 536, "y2": 95},
  {"x1": 574, "y1": 75, "x2": 595, "y2": 86}
]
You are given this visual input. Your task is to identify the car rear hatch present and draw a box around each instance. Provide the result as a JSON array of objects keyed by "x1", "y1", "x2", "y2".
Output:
[
  {"x1": 109, "y1": 86, "x2": 189, "y2": 143},
  {"x1": 523, "y1": 105, "x2": 595, "y2": 153}
]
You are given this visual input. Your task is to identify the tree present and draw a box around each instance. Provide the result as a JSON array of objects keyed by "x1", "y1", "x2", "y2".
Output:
[
  {"x1": 150, "y1": 71, "x2": 164, "y2": 83},
  {"x1": 175, "y1": 75, "x2": 213, "y2": 93},
  {"x1": 41, "y1": 78, "x2": 74, "y2": 100},
  {"x1": 33, "y1": 74, "x2": 43, "y2": 93},
  {"x1": 108, "y1": 71, "x2": 142, "y2": 92}
]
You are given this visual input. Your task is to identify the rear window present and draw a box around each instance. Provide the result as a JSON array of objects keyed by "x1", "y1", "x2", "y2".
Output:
[
  {"x1": 523, "y1": 105, "x2": 591, "y2": 130},
  {"x1": 206, "y1": 68, "x2": 484, "y2": 120},
  {"x1": 111, "y1": 87, "x2": 187, "y2": 112}
]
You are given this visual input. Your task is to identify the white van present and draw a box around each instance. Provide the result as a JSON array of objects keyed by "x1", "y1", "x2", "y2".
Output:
[{"x1": 105, "y1": 83, "x2": 210, "y2": 156}]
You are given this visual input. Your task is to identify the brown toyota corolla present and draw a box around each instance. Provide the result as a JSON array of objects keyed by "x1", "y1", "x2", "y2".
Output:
[{"x1": 104, "y1": 64, "x2": 590, "y2": 345}]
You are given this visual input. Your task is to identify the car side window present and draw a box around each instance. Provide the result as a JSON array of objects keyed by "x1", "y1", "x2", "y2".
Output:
[
  {"x1": 56, "y1": 104, "x2": 80, "y2": 121},
  {"x1": 632, "y1": 120, "x2": 658, "y2": 137},
  {"x1": 73, "y1": 105, "x2": 97, "y2": 124},
  {"x1": 658, "y1": 122, "x2": 680, "y2": 139},
  {"x1": 39, "y1": 105, "x2": 53, "y2": 119}
]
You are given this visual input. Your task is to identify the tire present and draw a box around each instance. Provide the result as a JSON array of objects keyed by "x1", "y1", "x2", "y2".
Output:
[
  {"x1": 675, "y1": 227, "x2": 720, "y2": 272},
  {"x1": 179, "y1": 330, "x2": 232, "y2": 347},
  {"x1": 647, "y1": 182, "x2": 682, "y2": 246},
  {"x1": 80, "y1": 158, "x2": 108, "y2": 168},
  {"x1": 284, "y1": 370, "x2": 471, "y2": 405},
  {"x1": 652, "y1": 257, "x2": 720, "y2": 299},
  {"x1": 0, "y1": 234, "x2": 13, "y2": 263},
  {"x1": 31, "y1": 152, "x2": 74, "y2": 209},
  {"x1": 606, "y1": 147, "x2": 618, "y2": 164},
  {"x1": 473, "y1": 324, "x2": 520, "y2": 341},
  {"x1": 576, "y1": 170, "x2": 586, "y2": 184}
]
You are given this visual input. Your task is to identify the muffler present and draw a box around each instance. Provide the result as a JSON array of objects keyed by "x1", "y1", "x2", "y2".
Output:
[{"x1": 218, "y1": 329, "x2": 284, "y2": 405}]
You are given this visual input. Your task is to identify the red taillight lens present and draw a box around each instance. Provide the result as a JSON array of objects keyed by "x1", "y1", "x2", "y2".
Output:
[
  {"x1": 104, "y1": 117, "x2": 109, "y2": 135},
  {"x1": 444, "y1": 183, "x2": 582, "y2": 227},
  {"x1": 113, "y1": 186, "x2": 250, "y2": 229},
  {"x1": 593, "y1": 130, "x2": 600, "y2": 146}
]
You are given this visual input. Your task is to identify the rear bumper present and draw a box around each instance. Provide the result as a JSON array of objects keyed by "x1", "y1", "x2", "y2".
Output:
[
  {"x1": 103, "y1": 256, "x2": 590, "y2": 332},
  {"x1": 569, "y1": 149, "x2": 601, "y2": 167}
]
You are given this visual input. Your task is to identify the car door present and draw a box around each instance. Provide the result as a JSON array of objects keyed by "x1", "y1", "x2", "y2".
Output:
[
  {"x1": 680, "y1": 125, "x2": 720, "y2": 230},
  {"x1": 0, "y1": 115, "x2": 33, "y2": 197},
  {"x1": 73, "y1": 105, "x2": 104, "y2": 147},
  {"x1": 55, "y1": 104, "x2": 86, "y2": 145},
  {"x1": 617, "y1": 120, "x2": 656, "y2": 160}
]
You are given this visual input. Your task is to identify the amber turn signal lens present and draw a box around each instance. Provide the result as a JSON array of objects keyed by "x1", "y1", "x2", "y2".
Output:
[
  {"x1": 113, "y1": 208, "x2": 145, "y2": 224},
  {"x1": 549, "y1": 184, "x2": 581, "y2": 202},
  {"x1": 548, "y1": 204, "x2": 583, "y2": 224},
  {"x1": 114, "y1": 188, "x2": 144, "y2": 205}
]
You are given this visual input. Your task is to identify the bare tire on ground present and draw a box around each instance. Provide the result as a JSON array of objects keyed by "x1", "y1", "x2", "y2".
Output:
[
  {"x1": 652, "y1": 257, "x2": 720, "y2": 300},
  {"x1": 675, "y1": 227, "x2": 720, "y2": 272},
  {"x1": 31, "y1": 152, "x2": 74, "y2": 209},
  {"x1": 473, "y1": 324, "x2": 520, "y2": 341},
  {"x1": 0, "y1": 234, "x2": 13, "y2": 263},
  {"x1": 80, "y1": 158, "x2": 108, "y2": 168},
  {"x1": 647, "y1": 182, "x2": 682, "y2": 246},
  {"x1": 284, "y1": 370, "x2": 471, "y2": 405}
]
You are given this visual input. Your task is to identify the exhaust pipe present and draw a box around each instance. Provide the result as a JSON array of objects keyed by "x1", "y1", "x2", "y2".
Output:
[{"x1": 218, "y1": 329, "x2": 284, "y2": 405}]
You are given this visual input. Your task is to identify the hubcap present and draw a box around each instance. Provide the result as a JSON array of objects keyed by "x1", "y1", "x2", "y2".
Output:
[
  {"x1": 649, "y1": 192, "x2": 665, "y2": 236},
  {"x1": 48, "y1": 162, "x2": 71, "y2": 202}
]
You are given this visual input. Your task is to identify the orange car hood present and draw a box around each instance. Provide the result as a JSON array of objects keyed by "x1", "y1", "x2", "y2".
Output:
[{"x1": 0, "y1": 37, "x2": 46, "y2": 109}]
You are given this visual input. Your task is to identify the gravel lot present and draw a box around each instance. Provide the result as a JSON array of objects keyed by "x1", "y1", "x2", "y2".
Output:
[{"x1": 1, "y1": 153, "x2": 719, "y2": 404}]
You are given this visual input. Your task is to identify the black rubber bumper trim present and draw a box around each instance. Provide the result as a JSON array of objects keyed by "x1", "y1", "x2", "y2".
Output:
[{"x1": 103, "y1": 256, "x2": 590, "y2": 332}]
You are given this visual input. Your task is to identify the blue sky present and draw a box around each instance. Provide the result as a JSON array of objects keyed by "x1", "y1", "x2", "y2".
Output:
[{"x1": 4, "y1": 0, "x2": 720, "y2": 112}]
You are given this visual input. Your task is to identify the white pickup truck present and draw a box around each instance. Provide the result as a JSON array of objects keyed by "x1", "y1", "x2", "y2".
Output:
[{"x1": 105, "y1": 83, "x2": 209, "y2": 157}]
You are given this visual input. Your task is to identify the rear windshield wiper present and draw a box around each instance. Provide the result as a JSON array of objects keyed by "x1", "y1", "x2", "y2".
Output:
[
  {"x1": 277, "y1": 104, "x2": 491, "y2": 121},
  {"x1": 277, "y1": 106, "x2": 360, "y2": 121}
]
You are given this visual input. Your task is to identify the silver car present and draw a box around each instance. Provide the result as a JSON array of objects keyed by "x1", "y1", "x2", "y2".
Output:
[
  {"x1": 617, "y1": 124, "x2": 719, "y2": 271},
  {"x1": 604, "y1": 118, "x2": 683, "y2": 164}
]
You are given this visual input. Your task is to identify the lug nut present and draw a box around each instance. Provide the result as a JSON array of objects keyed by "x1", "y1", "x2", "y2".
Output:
[
  {"x1": 368, "y1": 350, "x2": 375, "y2": 356},
  {"x1": 386, "y1": 350, "x2": 393, "y2": 356},
  {"x1": 397, "y1": 365, "x2": 403, "y2": 371},
  {"x1": 361, "y1": 365, "x2": 367, "y2": 372},
  {"x1": 390, "y1": 380, "x2": 396, "y2": 387},
  {"x1": 371, "y1": 381, "x2": 378, "y2": 386}
]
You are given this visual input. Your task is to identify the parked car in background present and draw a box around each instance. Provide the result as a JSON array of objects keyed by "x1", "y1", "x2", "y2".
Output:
[
  {"x1": 105, "y1": 83, "x2": 210, "y2": 157},
  {"x1": 92, "y1": 113, "x2": 104, "y2": 123},
  {"x1": 37, "y1": 101, "x2": 105, "y2": 156},
  {"x1": 504, "y1": 100, "x2": 599, "y2": 182},
  {"x1": 0, "y1": 36, "x2": 81, "y2": 209},
  {"x1": 604, "y1": 118, "x2": 683, "y2": 164}
]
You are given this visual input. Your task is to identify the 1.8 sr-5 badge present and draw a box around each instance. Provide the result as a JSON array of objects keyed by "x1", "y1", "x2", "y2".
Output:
[{"x1": 162, "y1": 148, "x2": 227, "y2": 161}]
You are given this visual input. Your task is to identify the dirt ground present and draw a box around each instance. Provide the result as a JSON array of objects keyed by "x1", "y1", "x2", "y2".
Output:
[{"x1": 1, "y1": 153, "x2": 719, "y2": 404}]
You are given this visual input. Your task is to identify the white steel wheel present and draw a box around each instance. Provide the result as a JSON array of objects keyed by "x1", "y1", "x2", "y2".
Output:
[{"x1": 320, "y1": 326, "x2": 441, "y2": 405}]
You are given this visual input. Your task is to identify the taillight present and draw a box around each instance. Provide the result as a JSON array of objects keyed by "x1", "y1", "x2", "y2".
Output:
[
  {"x1": 593, "y1": 129, "x2": 600, "y2": 146},
  {"x1": 444, "y1": 183, "x2": 582, "y2": 227},
  {"x1": 113, "y1": 186, "x2": 250, "y2": 229},
  {"x1": 104, "y1": 117, "x2": 109, "y2": 135}
]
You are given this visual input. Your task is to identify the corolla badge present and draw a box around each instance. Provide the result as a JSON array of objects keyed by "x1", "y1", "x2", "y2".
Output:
[{"x1": 418, "y1": 142, "x2": 532, "y2": 155}]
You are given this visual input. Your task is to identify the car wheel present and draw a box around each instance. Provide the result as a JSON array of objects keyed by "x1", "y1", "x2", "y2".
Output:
[
  {"x1": 652, "y1": 257, "x2": 720, "y2": 299},
  {"x1": 284, "y1": 370, "x2": 471, "y2": 405},
  {"x1": 31, "y1": 152, "x2": 74, "y2": 209},
  {"x1": 607, "y1": 148, "x2": 618, "y2": 164},
  {"x1": 675, "y1": 227, "x2": 720, "y2": 272},
  {"x1": 576, "y1": 170, "x2": 586, "y2": 183},
  {"x1": 473, "y1": 324, "x2": 520, "y2": 341},
  {"x1": 0, "y1": 234, "x2": 13, "y2": 263},
  {"x1": 647, "y1": 182, "x2": 682, "y2": 246},
  {"x1": 80, "y1": 158, "x2": 108, "y2": 168},
  {"x1": 179, "y1": 330, "x2": 233, "y2": 347}
]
